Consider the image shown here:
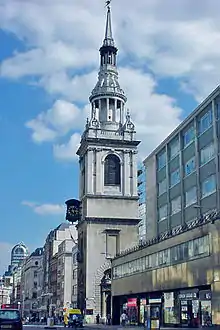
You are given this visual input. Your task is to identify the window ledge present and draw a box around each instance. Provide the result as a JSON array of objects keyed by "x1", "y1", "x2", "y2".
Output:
[
  {"x1": 184, "y1": 170, "x2": 196, "y2": 179},
  {"x1": 199, "y1": 156, "x2": 215, "y2": 168},
  {"x1": 170, "y1": 181, "x2": 180, "y2": 189},
  {"x1": 184, "y1": 202, "x2": 197, "y2": 209},
  {"x1": 183, "y1": 140, "x2": 195, "y2": 150},
  {"x1": 201, "y1": 190, "x2": 216, "y2": 199},
  {"x1": 198, "y1": 124, "x2": 213, "y2": 138}
]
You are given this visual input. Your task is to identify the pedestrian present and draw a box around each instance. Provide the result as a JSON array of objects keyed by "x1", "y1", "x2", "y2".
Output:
[
  {"x1": 96, "y1": 313, "x2": 100, "y2": 324},
  {"x1": 120, "y1": 312, "x2": 127, "y2": 327},
  {"x1": 107, "y1": 313, "x2": 111, "y2": 325}
]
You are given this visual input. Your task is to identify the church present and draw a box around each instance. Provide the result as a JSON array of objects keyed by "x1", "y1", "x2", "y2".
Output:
[{"x1": 76, "y1": 2, "x2": 140, "y2": 322}]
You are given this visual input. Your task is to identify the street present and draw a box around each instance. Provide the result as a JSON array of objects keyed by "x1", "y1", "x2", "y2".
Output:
[{"x1": 22, "y1": 325, "x2": 202, "y2": 330}]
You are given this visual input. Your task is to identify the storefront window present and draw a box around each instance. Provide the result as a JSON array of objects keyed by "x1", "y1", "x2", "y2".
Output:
[
  {"x1": 164, "y1": 292, "x2": 179, "y2": 325},
  {"x1": 201, "y1": 301, "x2": 212, "y2": 326},
  {"x1": 188, "y1": 240, "x2": 194, "y2": 258},
  {"x1": 127, "y1": 298, "x2": 138, "y2": 325},
  {"x1": 139, "y1": 299, "x2": 146, "y2": 324}
]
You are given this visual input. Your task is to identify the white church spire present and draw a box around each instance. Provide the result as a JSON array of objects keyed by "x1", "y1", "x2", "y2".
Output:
[{"x1": 89, "y1": 3, "x2": 128, "y2": 129}]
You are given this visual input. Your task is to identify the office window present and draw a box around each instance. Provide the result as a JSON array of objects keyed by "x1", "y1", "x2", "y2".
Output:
[
  {"x1": 183, "y1": 126, "x2": 195, "y2": 147},
  {"x1": 185, "y1": 186, "x2": 197, "y2": 207},
  {"x1": 200, "y1": 143, "x2": 215, "y2": 166},
  {"x1": 112, "y1": 235, "x2": 209, "y2": 279},
  {"x1": 171, "y1": 196, "x2": 181, "y2": 215},
  {"x1": 201, "y1": 174, "x2": 216, "y2": 198},
  {"x1": 169, "y1": 139, "x2": 180, "y2": 159},
  {"x1": 158, "y1": 204, "x2": 167, "y2": 221},
  {"x1": 198, "y1": 110, "x2": 212, "y2": 134},
  {"x1": 157, "y1": 152, "x2": 166, "y2": 170},
  {"x1": 158, "y1": 178, "x2": 167, "y2": 196},
  {"x1": 170, "y1": 168, "x2": 180, "y2": 187},
  {"x1": 184, "y1": 156, "x2": 196, "y2": 176}
]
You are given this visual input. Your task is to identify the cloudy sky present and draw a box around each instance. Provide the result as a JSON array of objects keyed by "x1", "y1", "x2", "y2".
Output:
[{"x1": 0, "y1": 0, "x2": 220, "y2": 274}]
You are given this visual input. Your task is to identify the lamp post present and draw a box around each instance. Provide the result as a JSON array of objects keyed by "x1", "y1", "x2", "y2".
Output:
[{"x1": 22, "y1": 290, "x2": 25, "y2": 319}]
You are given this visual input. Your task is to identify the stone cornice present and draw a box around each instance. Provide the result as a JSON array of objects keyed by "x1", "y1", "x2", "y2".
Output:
[
  {"x1": 82, "y1": 194, "x2": 139, "y2": 201},
  {"x1": 79, "y1": 217, "x2": 140, "y2": 226}
]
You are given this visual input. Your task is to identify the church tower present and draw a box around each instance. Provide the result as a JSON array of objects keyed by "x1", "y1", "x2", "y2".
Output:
[{"x1": 76, "y1": 3, "x2": 140, "y2": 320}]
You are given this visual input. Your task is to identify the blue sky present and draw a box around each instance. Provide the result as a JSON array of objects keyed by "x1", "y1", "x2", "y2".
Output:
[{"x1": 0, "y1": 0, "x2": 220, "y2": 274}]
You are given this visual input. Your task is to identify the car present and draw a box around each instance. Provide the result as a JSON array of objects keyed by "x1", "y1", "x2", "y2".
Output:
[
  {"x1": 0, "y1": 309, "x2": 23, "y2": 330},
  {"x1": 68, "y1": 314, "x2": 83, "y2": 328}
]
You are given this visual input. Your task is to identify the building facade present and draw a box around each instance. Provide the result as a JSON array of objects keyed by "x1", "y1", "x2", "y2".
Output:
[
  {"x1": 111, "y1": 86, "x2": 220, "y2": 327},
  {"x1": 41, "y1": 223, "x2": 77, "y2": 317},
  {"x1": 11, "y1": 265, "x2": 22, "y2": 306},
  {"x1": 72, "y1": 245, "x2": 78, "y2": 308},
  {"x1": 56, "y1": 239, "x2": 74, "y2": 311},
  {"x1": 76, "y1": 3, "x2": 140, "y2": 321},
  {"x1": 21, "y1": 248, "x2": 43, "y2": 318},
  {"x1": 137, "y1": 166, "x2": 146, "y2": 242},
  {"x1": 145, "y1": 86, "x2": 220, "y2": 240}
]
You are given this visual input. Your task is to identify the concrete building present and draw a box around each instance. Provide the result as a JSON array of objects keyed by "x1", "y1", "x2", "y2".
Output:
[
  {"x1": 76, "y1": 3, "x2": 140, "y2": 321},
  {"x1": 72, "y1": 244, "x2": 78, "y2": 308},
  {"x1": 57, "y1": 239, "x2": 74, "y2": 311},
  {"x1": 111, "y1": 86, "x2": 220, "y2": 327},
  {"x1": 21, "y1": 248, "x2": 43, "y2": 318}
]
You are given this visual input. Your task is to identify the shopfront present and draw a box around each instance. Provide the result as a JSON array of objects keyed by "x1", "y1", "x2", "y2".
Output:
[{"x1": 117, "y1": 285, "x2": 212, "y2": 327}]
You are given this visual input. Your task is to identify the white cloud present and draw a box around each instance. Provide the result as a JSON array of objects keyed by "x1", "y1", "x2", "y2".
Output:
[
  {"x1": 0, "y1": 242, "x2": 13, "y2": 275},
  {"x1": 1, "y1": 0, "x2": 220, "y2": 99},
  {"x1": 22, "y1": 201, "x2": 64, "y2": 215},
  {"x1": 53, "y1": 133, "x2": 81, "y2": 161},
  {"x1": 26, "y1": 100, "x2": 84, "y2": 143},
  {"x1": 2, "y1": 0, "x2": 220, "y2": 160},
  {"x1": 50, "y1": 67, "x2": 182, "y2": 161}
]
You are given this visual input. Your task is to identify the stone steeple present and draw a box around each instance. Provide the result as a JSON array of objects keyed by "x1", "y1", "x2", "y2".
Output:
[
  {"x1": 88, "y1": 4, "x2": 133, "y2": 131},
  {"x1": 76, "y1": 2, "x2": 140, "y2": 319}
]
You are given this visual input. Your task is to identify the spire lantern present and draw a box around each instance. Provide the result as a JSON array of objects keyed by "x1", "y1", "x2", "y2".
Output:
[{"x1": 88, "y1": 0, "x2": 134, "y2": 130}]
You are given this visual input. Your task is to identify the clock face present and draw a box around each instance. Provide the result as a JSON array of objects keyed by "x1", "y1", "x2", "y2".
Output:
[{"x1": 68, "y1": 206, "x2": 79, "y2": 216}]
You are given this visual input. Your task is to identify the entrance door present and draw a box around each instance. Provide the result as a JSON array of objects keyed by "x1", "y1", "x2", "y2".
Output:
[{"x1": 180, "y1": 300, "x2": 191, "y2": 326}]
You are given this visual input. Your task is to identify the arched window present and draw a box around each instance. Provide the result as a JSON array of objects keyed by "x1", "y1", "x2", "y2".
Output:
[{"x1": 104, "y1": 154, "x2": 121, "y2": 185}]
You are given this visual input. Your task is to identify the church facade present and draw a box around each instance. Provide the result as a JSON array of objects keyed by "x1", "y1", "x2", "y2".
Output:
[{"x1": 76, "y1": 4, "x2": 140, "y2": 321}]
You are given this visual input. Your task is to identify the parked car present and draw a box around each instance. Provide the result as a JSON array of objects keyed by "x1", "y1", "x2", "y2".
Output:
[{"x1": 0, "y1": 309, "x2": 23, "y2": 330}]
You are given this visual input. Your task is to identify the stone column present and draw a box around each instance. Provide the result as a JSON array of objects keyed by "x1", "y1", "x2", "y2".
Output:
[
  {"x1": 107, "y1": 98, "x2": 110, "y2": 121},
  {"x1": 87, "y1": 149, "x2": 94, "y2": 194},
  {"x1": 211, "y1": 278, "x2": 220, "y2": 325}
]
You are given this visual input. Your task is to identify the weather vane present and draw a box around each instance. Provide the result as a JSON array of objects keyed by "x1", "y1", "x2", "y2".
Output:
[{"x1": 106, "y1": 0, "x2": 111, "y2": 8}]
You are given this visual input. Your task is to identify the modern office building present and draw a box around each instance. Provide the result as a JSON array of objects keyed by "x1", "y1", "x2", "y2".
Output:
[
  {"x1": 145, "y1": 86, "x2": 220, "y2": 239},
  {"x1": 111, "y1": 86, "x2": 220, "y2": 327},
  {"x1": 11, "y1": 243, "x2": 29, "y2": 269}
]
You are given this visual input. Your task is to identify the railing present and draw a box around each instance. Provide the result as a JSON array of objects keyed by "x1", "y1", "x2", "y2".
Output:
[{"x1": 114, "y1": 210, "x2": 220, "y2": 259}]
